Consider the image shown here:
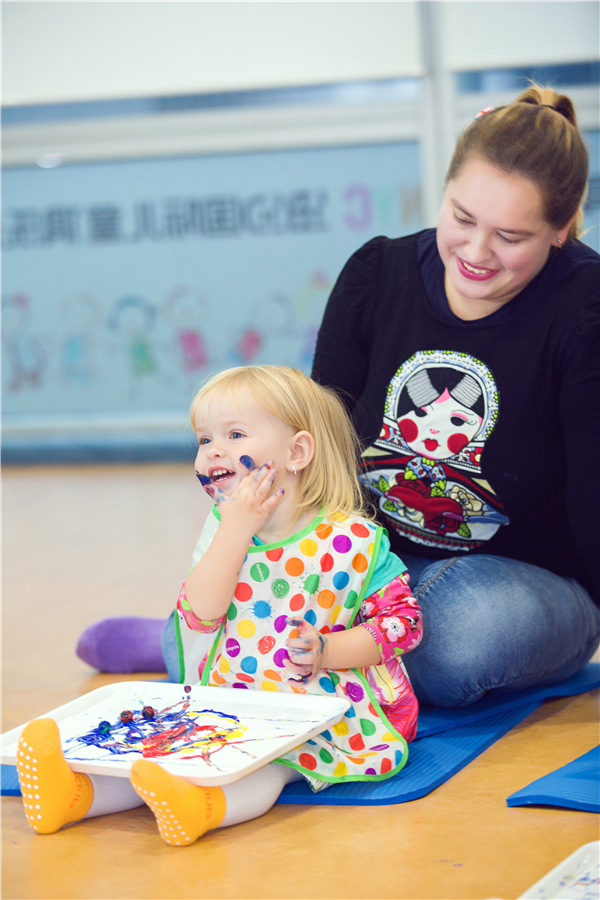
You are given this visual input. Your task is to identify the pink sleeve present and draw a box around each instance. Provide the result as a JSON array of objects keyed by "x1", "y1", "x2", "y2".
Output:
[
  {"x1": 176, "y1": 582, "x2": 225, "y2": 634},
  {"x1": 356, "y1": 572, "x2": 423, "y2": 661}
]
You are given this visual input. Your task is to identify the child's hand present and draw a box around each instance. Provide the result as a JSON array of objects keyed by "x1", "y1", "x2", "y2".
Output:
[
  {"x1": 283, "y1": 617, "x2": 329, "y2": 685},
  {"x1": 212, "y1": 458, "x2": 285, "y2": 535}
]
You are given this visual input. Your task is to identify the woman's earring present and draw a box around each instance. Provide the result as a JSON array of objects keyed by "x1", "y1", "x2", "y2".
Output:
[
  {"x1": 292, "y1": 464, "x2": 297, "y2": 476},
  {"x1": 556, "y1": 237, "x2": 563, "y2": 248}
]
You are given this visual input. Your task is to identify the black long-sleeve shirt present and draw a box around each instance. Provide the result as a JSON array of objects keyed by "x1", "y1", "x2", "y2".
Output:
[{"x1": 313, "y1": 230, "x2": 600, "y2": 602}]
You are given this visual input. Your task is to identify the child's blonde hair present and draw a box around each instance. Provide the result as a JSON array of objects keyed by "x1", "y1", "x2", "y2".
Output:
[{"x1": 190, "y1": 365, "x2": 373, "y2": 522}]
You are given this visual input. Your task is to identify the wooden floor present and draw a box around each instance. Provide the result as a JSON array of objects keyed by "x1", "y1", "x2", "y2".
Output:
[{"x1": 2, "y1": 464, "x2": 598, "y2": 900}]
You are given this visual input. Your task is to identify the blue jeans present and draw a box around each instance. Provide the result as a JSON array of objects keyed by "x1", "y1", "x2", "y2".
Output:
[
  {"x1": 162, "y1": 554, "x2": 600, "y2": 708},
  {"x1": 401, "y1": 554, "x2": 600, "y2": 707}
]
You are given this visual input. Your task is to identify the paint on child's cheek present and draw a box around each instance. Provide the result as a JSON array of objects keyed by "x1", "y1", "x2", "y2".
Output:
[{"x1": 239, "y1": 455, "x2": 255, "y2": 470}]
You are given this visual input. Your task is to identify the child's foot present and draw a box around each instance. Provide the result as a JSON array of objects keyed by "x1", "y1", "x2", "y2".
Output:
[
  {"x1": 16, "y1": 718, "x2": 93, "y2": 834},
  {"x1": 130, "y1": 759, "x2": 226, "y2": 847}
]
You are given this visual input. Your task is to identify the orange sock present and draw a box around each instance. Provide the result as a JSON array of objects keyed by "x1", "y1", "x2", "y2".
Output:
[
  {"x1": 130, "y1": 759, "x2": 226, "y2": 847},
  {"x1": 16, "y1": 718, "x2": 93, "y2": 834}
]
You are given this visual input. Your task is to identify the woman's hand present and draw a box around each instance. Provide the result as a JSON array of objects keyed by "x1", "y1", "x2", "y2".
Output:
[{"x1": 284, "y1": 617, "x2": 329, "y2": 684}]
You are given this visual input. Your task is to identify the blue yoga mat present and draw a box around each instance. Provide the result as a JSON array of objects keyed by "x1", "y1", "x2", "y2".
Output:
[
  {"x1": 279, "y1": 702, "x2": 540, "y2": 806},
  {"x1": 506, "y1": 745, "x2": 600, "y2": 814},
  {"x1": 417, "y1": 663, "x2": 600, "y2": 738},
  {"x1": 2, "y1": 664, "x2": 598, "y2": 803}
]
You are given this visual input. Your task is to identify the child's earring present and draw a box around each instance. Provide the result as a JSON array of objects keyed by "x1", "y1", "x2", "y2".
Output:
[{"x1": 292, "y1": 464, "x2": 297, "y2": 476}]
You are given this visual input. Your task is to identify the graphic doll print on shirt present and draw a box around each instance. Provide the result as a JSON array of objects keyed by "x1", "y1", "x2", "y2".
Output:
[{"x1": 360, "y1": 350, "x2": 509, "y2": 551}]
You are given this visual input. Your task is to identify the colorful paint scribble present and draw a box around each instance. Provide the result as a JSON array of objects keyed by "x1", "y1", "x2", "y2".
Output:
[{"x1": 64, "y1": 699, "x2": 252, "y2": 768}]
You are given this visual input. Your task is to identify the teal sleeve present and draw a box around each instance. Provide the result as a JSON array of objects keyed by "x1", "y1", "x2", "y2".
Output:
[{"x1": 367, "y1": 531, "x2": 406, "y2": 597}]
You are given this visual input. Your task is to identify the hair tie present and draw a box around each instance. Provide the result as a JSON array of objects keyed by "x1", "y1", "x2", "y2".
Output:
[{"x1": 475, "y1": 106, "x2": 495, "y2": 120}]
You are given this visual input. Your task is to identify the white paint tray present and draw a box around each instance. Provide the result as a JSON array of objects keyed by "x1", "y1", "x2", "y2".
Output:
[
  {"x1": 518, "y1": 841, "x2": 600, "y2": 900},
  {"x1": 0, "y1": 681, "x2": 350, "y2": 786}
]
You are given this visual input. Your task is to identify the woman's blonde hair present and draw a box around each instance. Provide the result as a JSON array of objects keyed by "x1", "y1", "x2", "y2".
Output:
[
  {"x1": 190, "y1": 365, "x2": 373, "y2": 522},
  {"x1": 446, "y1": 84, "x2": 589, "y2": 240}
]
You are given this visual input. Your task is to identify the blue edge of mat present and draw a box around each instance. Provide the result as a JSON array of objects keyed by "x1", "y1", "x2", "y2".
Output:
[
  {"x1": 2, "y1": 663, "x2": 598, "y2": 808},
  {"x1": 506, "y1": 744, "x2": 600, "y2": 814}
]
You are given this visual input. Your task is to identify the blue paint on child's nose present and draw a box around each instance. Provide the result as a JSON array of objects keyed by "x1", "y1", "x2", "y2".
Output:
[
  {"x1": 240, "y1": 455, "x2": 255, "y2": 470},
  {"x1": 196, "y1": 473, "x2": 212, "y2": 485}
]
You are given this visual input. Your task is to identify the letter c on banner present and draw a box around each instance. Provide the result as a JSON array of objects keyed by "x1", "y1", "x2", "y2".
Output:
[{"x1": 343, "y1": 185, "x2": 373, "y2": 231}]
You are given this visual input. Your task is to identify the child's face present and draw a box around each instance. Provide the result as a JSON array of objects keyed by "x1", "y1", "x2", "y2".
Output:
[
  {"x1": 398, "y1": 388, "x2": 482, "y2": 460},
  {"x1": 193, "y1": 395, "x2": 296, "y2": 495}
]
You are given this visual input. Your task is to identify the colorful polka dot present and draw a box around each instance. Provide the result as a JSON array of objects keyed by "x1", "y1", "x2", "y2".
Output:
[
  {"x1": 317, "y1": 590, "x2": 335, "y2": 609},
  {"x1": 290, "y1": 685, "x2": 307, "y2": 694},
  {"x1": 299, "y1": 753, "x2": 317, "y2": 770},
  {"x1": 367, "y1": 542, "x2": 375, "y2": 557},
  {"x1": 274, "y1": 615, "x2": 288, "y2": 633},
  {"x1": 381, "y1": 758, "x2": 392, "y2": 774},
  {"x1": 236, "y1": 672, "x2": 255, "y2": 683},
  {"x1": 333, "y1": 535, "x2": 352, "y2": 554},
  {"x1": 352, "y1": 553, "x2": 368, "y2": 573},
  {"x1": 319, "y1": 676, "x2": 336, "y2": 693},
  {"x1": 257, "y1": 635, "x2": 276, "y2": 654},
  {"x1": 304, "y1": 609, "x2": 317, "y2": 626},
  {"x1": 315, "y1": 523, "x2": 333, "y2": 539},
  {"x1": 273, "y1": 648, "x2": 290, "y2": 668},
  {"x1": 240, "y1": 656, "x2": 258, "y2": 674},
  {"x1": 360, "y1": 718, "x2": 377, "y2": 736},
  {"x1": 285, "y1": 557, "x2": 304, "y2": 577},
  {"x1": 382, "y1": 732, "x2": 400, "y2": 742},
  {"x1": 227, "y1": 604, "x2": 237, "y2": 621},
  {"x1": 344, "y1": 589, "x2": 358, "y2": 609},
  {"x1": 250, "y1": 562, "x2": 269, "y2": 583},
  {"x1": 219, "y1": 657, "x2": 230, "y2": 673},
  {"x1": 252, "y1": 600, "x2": 273, "y2": 619},
  {"x1": 333, "y1": 720, "x2": 349, "y2": 736},
  {"x1": 319, "y1": 748, "x2": 333, "y2": 764},
  {"x1": 349, "y1": 734, "x2": 365, "y2": 751},
  {"x1": 261, "y1": 681, "x2": 278, "y2": 691},
  {"x1": 320, "y1": 553, "x2": 334, "y2": 573},
  {"x1": 263, "y1": 669, "x2": 282, "y2": 681},
  {"x1": 211, "y1": 672, "x2": 226, "y2": 685},
  {"x1": 332, "y1": 571, "x2": 349, "y2": 590},
  {"x1": 346, "y1": 682, "x2": 364, "y2": 703},
  {"x1": 265, "y1": 547, "x2": 284, "y2": 562},
  {"x1": 232, "y1": 683, "x2": 248, "y2": 689},
  {"x1": 351, "y1": 523, "x2": 370, "y2": 538},
  {"x1": 330, "y1": 605, "x2": 342, "y2": 624},
  {"x1": 237, "y1": 619, "x2": 256, "y2": 639},
  {"x1": 395, "y1": 749, "x2": 405, "y2": 765},
  {"x1": 299, "y1": 538, "x2": 318, "y2": 557},
  {"x1": 234, "y1": 582, "x2": 252, "y2": 602},
  {"x1": 225, "y1": 637, "x2": 240, "y2": 657},
  {"x1": 333, "y1": 762, "x2": 348, "y2": 777},
  {"x1": 271, "y1": 578, "x2": 289, "y2": 599},
  {"x1": 289, "y1": 593, "x2": 304, "y2": 612}
]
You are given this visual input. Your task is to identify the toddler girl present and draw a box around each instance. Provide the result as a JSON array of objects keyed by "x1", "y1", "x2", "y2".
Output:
[{"x1": 17, "y1": 365, "x2": 422, "y2": 846}]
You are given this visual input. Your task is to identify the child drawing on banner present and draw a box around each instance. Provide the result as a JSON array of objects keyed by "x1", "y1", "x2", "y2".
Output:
[
  {"x1": 18, "y1": 366, "x2": 422, "y2": 847},
  {"x1": 1, "y1": 293, "x2": 47, "y2": 394},
  {"x1": 360, "y1": 350, "x2": 509, "y2": 552},
  {"x1": 164, "y1": 286, "x2": 209, "y2": 383},
  {"x1": 57, "y1": 293, "x2": 103, "y2": 388},
  {"x1": 107, "y1": 295, "x2": 159, "y2": 395},
  {"x1": 229, "y1": 292, "x2": 296, "y2": 367}
]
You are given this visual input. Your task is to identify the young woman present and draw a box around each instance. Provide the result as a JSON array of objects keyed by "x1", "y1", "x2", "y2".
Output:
[{"x1": 311, "y1": 84, "x2": 600, "y2": 706}]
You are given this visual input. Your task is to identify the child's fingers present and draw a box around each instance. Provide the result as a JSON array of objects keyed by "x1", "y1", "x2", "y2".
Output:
[{"x1": 283, "y1": 658, "x2": 314, "y2": 684}]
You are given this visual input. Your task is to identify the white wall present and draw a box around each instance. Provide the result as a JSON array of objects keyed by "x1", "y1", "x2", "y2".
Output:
[
  {"x1": 2, "y1": 1, "x2": 423, "y2": 106},
  {"x1": 443, "y1": 1, "x2": 599, "y2": 71}
]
